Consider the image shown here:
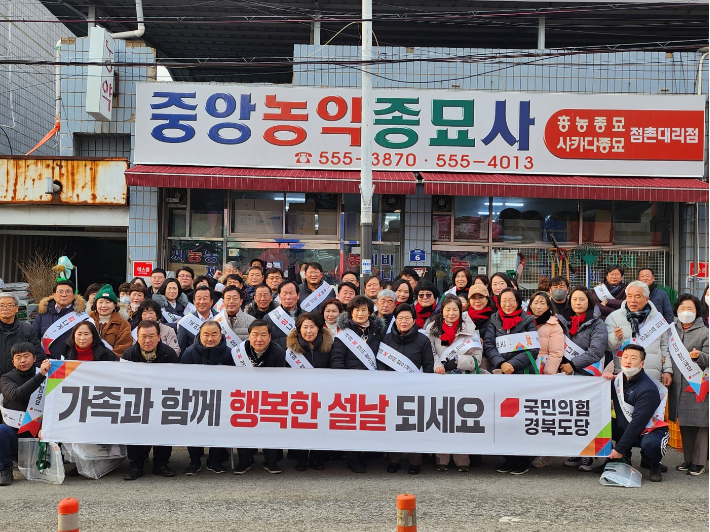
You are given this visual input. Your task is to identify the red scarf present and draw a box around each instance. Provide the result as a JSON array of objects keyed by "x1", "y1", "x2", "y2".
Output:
[
  {"x1": 569, "y1": 314, "x2": 585, "y2": 336},
  {"x1": 414, "y1": 302, "x2": 435, "y2": 328},
  {"x1": 76, "y1": 345, "x2": 94, "y2": 361},
  {"x1": 441, "y1": 319, "x2": 459, "y2": 344},
  {"x1": 492, "y1": 295, "x2": 502, "y2": 311},
  {"x1": 468, "y1": 306, "x2": 493, "y2": 324},
  {"x1": 499, "y1": 308, "x2": 523, "y2": 330}
]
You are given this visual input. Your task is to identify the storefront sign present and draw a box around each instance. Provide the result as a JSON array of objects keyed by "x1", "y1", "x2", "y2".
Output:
[
  {"x1": 86, "y1": 27, "x2": 115, "y2": 122},
  {"x1": 689, "y1": 262, "x2": 709, "y2": 278},
  {"x1": 132, "y1": 261, "x2": 154, "y2": 278},
  {"x1": 410, "y1": 249, "x2": 426, "y2": 262},
  {"x1": 42, "y1": 360, "x2": 612, "y2": 456},
  {"x1": 135, "y1": 84, "x2": 705, "y2": 177}
]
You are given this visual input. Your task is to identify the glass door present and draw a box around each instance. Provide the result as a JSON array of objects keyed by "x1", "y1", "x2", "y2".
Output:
[{"x1": 431, "y1": 245, "x2": 488, "y2": 296}]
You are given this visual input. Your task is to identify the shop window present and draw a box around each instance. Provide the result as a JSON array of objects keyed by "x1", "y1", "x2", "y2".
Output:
[
  {"x1": 492, "y1": 198, "x2": 579, "y2": 245},
  {"x1": 191, "y1": 189, "x2": 224, "y2": 239},
  {"x1": 168, "y1": 210, "x2": 186, "y2": 237},
  {"x1": 454, "y1": 197, "x2": 489, "y2": 242},
  {"x1": 343, "y1": 194, "x2": 402, "y2": 243},
  {"x1": 583, "y1": 201, "x2": 670, "y2": 247},
  {"x1": 231, "y1": 192, "x2": 283, "y2": 236},
  {"x1": 285, "y1": 193, "x2": 338, "y2": 237}
]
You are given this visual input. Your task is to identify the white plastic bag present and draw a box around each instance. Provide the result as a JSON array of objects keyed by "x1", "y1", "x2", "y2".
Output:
[
  {"x1": 599, "y1": 462, "x2": 642, "y2": 488},
  {"x1": 61, "y1": 443, "x2": 126, "y2": 479},
  {"x1": 18, "y1": 439, "x2": 65, "y2": 485}
]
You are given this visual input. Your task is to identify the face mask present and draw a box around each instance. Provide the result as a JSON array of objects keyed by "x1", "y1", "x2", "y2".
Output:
[
  {"x1": 120, "y1": 296, "x2": 130, "y2": 305},
  {"x1": 300, "y1": 271, "x2": 306, "y2": 281},
  {"x1": 551, "y1": 289, "x2": 568, "y2": 301},
  {"x1": 678, "y1": 311, "x2": 696, "y2": 324},
  {"x1": 621, "y1": 366, "x2": 641, "y2": 378}
]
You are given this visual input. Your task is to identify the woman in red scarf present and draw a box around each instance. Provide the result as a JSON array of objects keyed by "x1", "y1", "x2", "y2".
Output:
[
  {"x1": 425, "y1": 294, "x2": 484, "y2": 472},
  {"x1": 489, "y1": 272, "x2": 515, "y2": 311},
  {"x1": 64, "y1": 321, "x2": 118, "y2": 362},
  {"x1": 483, "y1": 287, "x2": 538, "y2": 476},
  {"x1": 413, "y1": 280, "x2": 440, "y2": 329}
]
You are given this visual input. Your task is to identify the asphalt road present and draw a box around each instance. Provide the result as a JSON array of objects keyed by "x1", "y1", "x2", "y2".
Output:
[{"x1": 2, "y1": 447, "x2": 707, "y2": 532}]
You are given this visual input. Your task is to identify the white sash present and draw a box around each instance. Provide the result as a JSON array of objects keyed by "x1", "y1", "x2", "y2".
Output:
[
  {"x1": 268, "y1": 307, "x2": 296, "y2": 336},
  {"x1": 161, "y1": 307, "x2": 182, "y2": 324},
  {"x1": 213, "y1": 311, "x2": 241, "y2": 350},
  {"x1": 386, "y1": 317, "x2": 395, "y2": 334},
  {"x1": 594, "y1": 284, "x2": 614, "y2": 301},
  {"x1": 495, "y1": 331, "x2": 540, "y2": 354},
  {"x1": 231, "y1": 341, "x2": 254, "y2": 368},
  {"x1": 101, "y1": 338, "x2": 113, "y2": 351},
  {"x1": 212, "y1": 299, "x2": 225, "y2": 314},
  {"x1": 336, "y1": 328, "x2": 377, "y2": 371},
  {"x1": 667, "y1": 325, "x2": 708, "y2": 400},
  {"x1": 273, "y1": 294, "x2": 280, "y2": 305},
  {"x1": 41, "y1": 311, "x2": 90, "y2": 354},
  {"x1": 18, "y1": 368, "x2": 46, "y2": 436},
  {"x1": 614, "y1": 373, "x2": 668, "y2": 432},
  {"x1": 300, "y1": 281, "x2": 332, "y2": 312},
  {"x1": 563, "y1": 336, "x2": 586, "y2": 360},
  {"x1": 440, "y1": 334, "x2": 482, "y2": 362},
  {"x1": 285, "y1": 349, "x2": 314, "y2": 369},
  {"x1": 0, "y1": 394, "x2": 23, "y2": 428},
  {"x1": 445, "y1": 286, "x2": 457, "y2": 297},
  {"x1": 635, "y1": 313, "x2": 670, "y2": 348},
  {"x1": 376, "y1": 343, "x2": 422, "y2": 373},
  {"x1": 184, "y1": 302, "x2": 196, "y2": 315},
  {"x1": 177, "y1": 312, "x2": 204, "y2": 336},
  {"x1": 131, "y1": 328, "x2": 138, "y2": 341}
]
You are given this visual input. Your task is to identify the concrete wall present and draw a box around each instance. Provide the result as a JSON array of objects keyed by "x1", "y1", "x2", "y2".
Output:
[{"x1": 0, "y1": 0, "x2": 73, "y2": 156}]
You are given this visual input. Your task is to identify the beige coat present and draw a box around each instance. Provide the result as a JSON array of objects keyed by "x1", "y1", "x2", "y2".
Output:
[{"x1": 426, "y1": 314, "x2": 483, "y2": 373}]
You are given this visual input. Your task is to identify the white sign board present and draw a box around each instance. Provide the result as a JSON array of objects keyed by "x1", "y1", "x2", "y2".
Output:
[
  {"x1": 134, "y1": 84, "x2": 705, "y2": 177},
  {"x1": 86, "y1": 27, "x2": 115, "y2": 121}
]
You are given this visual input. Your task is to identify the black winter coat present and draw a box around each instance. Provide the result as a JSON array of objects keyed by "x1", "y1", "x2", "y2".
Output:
[
  {"x1": 0, "y1": 367, "x2": 46, "y2": 413},
  {"x1": 0, "y1": 320, "x2": 44, "y2": 379},
  {"x1": 297, "y1": 282, "x2": 334, "y2": 314},
  {"x1": 484, "y1": 312, "x2": 539, "y2": 374},
  {"x1": 181, "y1": 336, "x2": 235, "y2": 366},
  {"x1": 330, "y1": 313, "x2": 386, "y2": 370},
  {"x1": 285, "y1": 327, "x2": 334, "y2": 368},
  {"x1": 378, "y1": 324, "x2": 434, "y2": 373},
  {"x1": 263, "y1": 306, "x2": 302, "y2": 350},
  {"x1": 242, "y1": 340, "x2": 288, "y2": 368},
  {"x1": 63, "y1": 342, "x2": 118, "y2": 362},
  {"x1": 122, "y1": 341, "x2": 180, "y2": 364},
  {"x1": 245, "y1": 301, "x2": 276, "y2": 321},
  {"x1": 32, "y1": 295, "x2": 87, "y2": 359}
]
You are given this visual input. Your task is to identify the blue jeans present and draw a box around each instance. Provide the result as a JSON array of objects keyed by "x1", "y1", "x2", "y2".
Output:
[{"x1": 0, "y1": 425, "x2": 18, "y2": 471}]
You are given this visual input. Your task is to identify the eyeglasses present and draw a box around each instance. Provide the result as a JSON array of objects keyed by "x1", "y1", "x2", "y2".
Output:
[
  {"x1": 0, "y1": 304, "x2": 17, "y2": 310},
  {"x1": 55, "y1": 290, "x2": 73, "y2": 296},
  {"x1": 395, "y1": 315, "x2": 414, "y2": 321},
  {"x1": 418, "y1": 292, "x2": 434, "y2": 299}
]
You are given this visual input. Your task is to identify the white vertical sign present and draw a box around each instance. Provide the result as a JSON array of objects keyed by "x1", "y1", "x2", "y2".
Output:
[{"x1": 86, "y1": 27, "x2": 115, "y2": 121}]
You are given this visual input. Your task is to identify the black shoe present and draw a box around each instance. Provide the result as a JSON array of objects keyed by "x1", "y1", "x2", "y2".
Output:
[
  {"x1": 233, "y1": 462, "x2": 251, "y2": 475},
  {"x1": 496, "y1": 459, "x2": 514, "y2": 473},
  {"x1": 309, "y1": 460, "x2": 325, "y2": 471},
  {"x1": 470, "y1": 455, "x2": 482, "y2": 467},
  {"x1": 184, "y1": 462, "x2": 201, "y2": 476},
  {"x1": 295, "y1": 460, "x2": 307, "y2": 472},
  {"x1": 386, "y1": 462, "x2": 400, "y2": 473},
  {"x1": 347, "y1": 461, "x2": 366, "y2": 474},
  {"x1": 676, "y1": 461, "x2": 692, "y2": 471},
  {"x1": 152, "y1": 465, "x2": 175, "y2": 477},
  {"x1": 649, "y1": 464, "x2": 663, "y2": 482},
  {"x1": 264, "y1": 463, "x2": 282, "y2": 474},
  {"x1": 640, "y1": 458, "x2": 667, "y2": 472},
  {"x1": 408, "y1": 465, "x2": 420, "y2": 475},
  {"x1": 206, "y1": 462, "x2": 227, "y2": 474},
  {"x1": 0, "y1": 468, "x2": 13, "y2": 486},
  {"x1": 124, "y1": 467, "x2": 144, "y2": 481},
  {"x1": 688, "y1": 464, "x2": 706, "y2": 476},
  {"x1": 68, "y1": 467, "x2": 81, "y2": 477},
  {"x1": 510, "y1": 465, "x2": 529, "y2": 475},
  {"x1": 457, "y1": 465, "x2": 469, "y2": 472}
]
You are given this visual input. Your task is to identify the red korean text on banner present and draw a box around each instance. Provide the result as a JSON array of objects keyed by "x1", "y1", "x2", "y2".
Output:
[{"x1": 544, "y1": 109, "x2": 704, "y2": 161}]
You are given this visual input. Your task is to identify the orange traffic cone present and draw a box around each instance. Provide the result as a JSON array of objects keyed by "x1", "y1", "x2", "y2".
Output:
[
  {"x1": 58, "y1": 498, "x2": 79, "y2": 532},
  {"x1": 397, "y1": 493, "x2": 417, "y2": 532}
]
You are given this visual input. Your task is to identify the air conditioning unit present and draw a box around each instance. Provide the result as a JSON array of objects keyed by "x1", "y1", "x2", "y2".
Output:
[
  {"x1": 432, "y1": 195, "x2": 452, "y2": 213},
  {"x1": 165, "y1": 188, "x2": 187, "y2": 206},
  {"x1": 381, "y1": 194, "x2": 403, "y2": 212}
]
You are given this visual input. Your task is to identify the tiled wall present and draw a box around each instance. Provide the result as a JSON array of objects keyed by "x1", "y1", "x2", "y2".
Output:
[
  {"x1": 403, "y1": 185, "x2": 432, "y2": 267},
  {"x1": 128, "y1": 187, "x2": 159, "y2": 265},
  {"x1": 0, "y1": 0, "x2": 73, "y2": 156}
]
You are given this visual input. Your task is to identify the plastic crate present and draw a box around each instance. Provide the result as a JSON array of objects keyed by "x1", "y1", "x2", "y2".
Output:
[{"x1": 664, "y1": 403, "x2": 683, "y2": 451}]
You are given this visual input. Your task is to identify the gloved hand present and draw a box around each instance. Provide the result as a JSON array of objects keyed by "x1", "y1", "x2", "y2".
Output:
[{"x1": 444, "y1": 357, "x2": 458, "y2": 372}]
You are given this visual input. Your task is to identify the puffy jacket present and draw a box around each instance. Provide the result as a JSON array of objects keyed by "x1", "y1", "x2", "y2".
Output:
[
  {"x1": 535, "y1": 315, "x2": 565, "y2": 375},
  {"x1": 0, "y1": 320, "x2": 44, "y2": 379},
  {"x1": 286, "y1": 327, "x2": 334, "y2": 368},
  {"x1": 557, "y1": 312, "x2": 607, "y2": 375},
  {"x1": 378, "y1": 324, "x2": 434, "y2": 373},
  {"x1": 264, "y1": 306, "x2": 302, "y2": 350},
  {"x1": 122, "y1": 341, "x2": 180, "y2": 364},
  {"x1": 605, "y1": 301, "x2": 672, "y2": 383},
  {"x1": 181, "y1": 335, "x2": 235, "y2": 366},
  {"x1": 330, "y1": 313, "x2": 385, "y2": 370},
  {"x1": 484, "y1": 312, "x2": 539, "y2": 374},
  {"x1": 152, "y1": 293, "x2": 190, "y2": 318},
  {"x1": 298, "y1": 282, "x2": 334, "y2": 314},
  {"x1": 245, "y1": 300, "x2": 276, "y2": 320},
  {"x1": 668, "y1": 317, "x2": 709, "y2": 426},
  {"x1": 63, "y1": 342, "x2": 118, "y2": 362},
  {"x1": 218, "y1": 310, "x2": 255, "y2": 342},
  {"x1": 32, "y1": 295, "x2": 87, "y2": 359},
  {"x1": 426, "y1": 314, "x2": 482, "y2": 373},
  {"x1": 1, "y1": 367, "x2": 46, "y2": 413},
  {"x1": 89, "y1": 311, "x2": 133, "y2": 356},
  {"x1": 242, "y1": 340, "x2": 288, "y2": 368}
]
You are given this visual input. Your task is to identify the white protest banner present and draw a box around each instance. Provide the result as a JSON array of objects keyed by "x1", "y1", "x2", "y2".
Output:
[
  {"x1": 134, "y1": 85, "x2": 705, "y2": 178},
  {"x1": 42, "y1": 361, "x2": 612, "y2": 456}
]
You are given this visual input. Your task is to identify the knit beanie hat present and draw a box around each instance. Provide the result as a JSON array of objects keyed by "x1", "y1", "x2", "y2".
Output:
[{"x1": 95, "y1": 284, "x2": 118, "y2": 304}]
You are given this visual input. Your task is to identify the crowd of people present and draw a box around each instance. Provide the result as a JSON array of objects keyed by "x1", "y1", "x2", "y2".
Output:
[{"x1": 0, "y1": 260, "x2": 707, "y2": 486}]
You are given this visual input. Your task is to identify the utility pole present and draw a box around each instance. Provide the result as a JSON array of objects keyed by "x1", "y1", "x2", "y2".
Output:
[{"x1": 360, "y1": 0, "x2": 374, "y2": 292}]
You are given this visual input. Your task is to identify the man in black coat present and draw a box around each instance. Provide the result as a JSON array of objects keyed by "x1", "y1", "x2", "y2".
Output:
[
  {"x1": 0, "y1": 343, "x2": 51, "y2": 486},
  {"x1": 123, "y1": 320, "x2": 180, "y2": 480},
  {"x1": 32, "y1": 280, "x2": 87, "y2": 359},
  {"x1": 181, "y1": 320, "x2": 234, "y2": 475},
  {"x1": 0, "y1": 293, "x2": 43, "y2": 384}
]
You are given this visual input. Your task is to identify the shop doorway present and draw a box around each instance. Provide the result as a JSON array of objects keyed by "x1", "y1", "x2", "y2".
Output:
[{"x1": 431, "y1": 246, "x2": 488, "y2": 296}]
